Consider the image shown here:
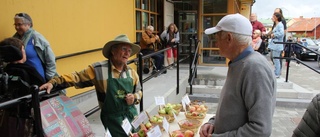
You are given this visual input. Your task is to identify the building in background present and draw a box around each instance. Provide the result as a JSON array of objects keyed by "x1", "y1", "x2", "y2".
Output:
[{"x1": 287, "y1": 17, "x2": 320, "y2": 39}]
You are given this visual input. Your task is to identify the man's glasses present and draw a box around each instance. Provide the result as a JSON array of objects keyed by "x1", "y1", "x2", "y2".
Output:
[
  {"x1": 13, "y1": 23, "x2": 25, "y2": 27},
  {"x1": 120, "y1": 46, "x2": 132, "y2": 54}
]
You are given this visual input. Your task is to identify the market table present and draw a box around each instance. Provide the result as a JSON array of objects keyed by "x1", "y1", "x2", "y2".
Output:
[{"x1": 159, "y1": 112, "x2": 214, "y2": 137}]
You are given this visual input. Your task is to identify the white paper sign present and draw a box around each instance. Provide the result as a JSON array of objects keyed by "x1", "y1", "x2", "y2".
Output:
[
  {"x1": 155, "y1": 96, "x2": 165, "y2": 105},
  {"x1": 104, "y1": 128, "x2": 112, "y2": 137},
  {"x1": 172, "y1": 111, "x2": 177, "y2": 121},
  {"x1": 181, "y1": 99, "x2": 187, "y2": 113},
  {"x1": 146, "y1": 125, "x2": 162, "y2": 137},
  {"x1": 131, "y1": 111, "x2": 148, "y2": 129},
  {"x1": 162, "y1": 116, "x2": 170, "y2": 134},
  {"x1": 121, "y1": 118, "x2": 132, "y2": 135},
  {"x1": 182, "y1": 94, "x2": 191, "y2": 105}
]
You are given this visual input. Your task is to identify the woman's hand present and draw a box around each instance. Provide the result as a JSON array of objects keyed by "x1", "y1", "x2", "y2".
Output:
[
  {"x1": 199, "y1": 123, "x2": 215, "y2": 137},
  {"x1": 171, "y1": 38, "x2": 175, "y2": 43},
  {"x1": 39, "y1": 83, "x2": 53, "y2": 94},
  {"x1": 125, "y1": 93, "x2": 135, "y2": 105}
]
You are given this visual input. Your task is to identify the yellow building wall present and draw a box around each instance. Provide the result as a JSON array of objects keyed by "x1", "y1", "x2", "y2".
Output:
[{"x1": 0, "y1": 0, "x2": 136, "y2": 97}]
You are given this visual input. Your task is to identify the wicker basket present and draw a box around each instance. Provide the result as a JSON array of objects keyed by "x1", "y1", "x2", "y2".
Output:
[
  {"x1": 158, "y1": 106, "x2": 176, "y2": 123},
  {"x1": 149, "y1": 120, "x2": 164, "y2": 131},
  {"x1": 158, "y1": 113, "x2": 175, "y2": 123},
  {"x1": 185, "y1": 112, "x2": 206, "y2": 122},
  {"x1": 173, "y1": 105, "x2": 182, "y2": 116},
  {"x1": 178, "y1": 119, "x2": 201, "y2": 133}
]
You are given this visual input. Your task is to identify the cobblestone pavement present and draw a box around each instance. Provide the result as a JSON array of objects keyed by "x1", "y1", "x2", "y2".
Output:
[{"x1": 204, "y1": 103, "x2": 306, "y2": 137}]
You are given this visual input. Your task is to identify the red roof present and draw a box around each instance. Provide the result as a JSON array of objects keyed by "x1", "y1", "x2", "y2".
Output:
[{"x1": 288, "y1": 17, "x2": 320, "y2": 32}]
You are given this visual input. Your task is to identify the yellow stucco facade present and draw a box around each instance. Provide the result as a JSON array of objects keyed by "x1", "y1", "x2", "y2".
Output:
[{"x1": 0, "y1": 0, "x2": 137, "y2": 97}]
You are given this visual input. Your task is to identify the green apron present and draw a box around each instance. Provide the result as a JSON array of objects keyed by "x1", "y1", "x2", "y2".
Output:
[{"x1": 100, "y1": 63, "x2": 138, "y2": 136}]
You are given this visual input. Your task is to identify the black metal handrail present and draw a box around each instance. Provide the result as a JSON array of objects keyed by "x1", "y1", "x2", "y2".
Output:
[
  {"x1": 0, "y1": 86, "x2": 60, "y2": 137},
  {"x1": 56, "y1": 48, "x2": 102, "y2": 60},
  {"x1": 274, "y1": 41, "x2": 320, "y2": 82},
  {"x1": 188, "y1": 37, "x2": 201, "y2": 95}
]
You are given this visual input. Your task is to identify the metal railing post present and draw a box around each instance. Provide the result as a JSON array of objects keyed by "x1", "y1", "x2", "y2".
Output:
[
  {"x1": 194, "y1": 37, "x2": 198, "y2": 78},
  {"x1": 31, "y1": 85, "x2": 43, "y2": 137},
  {"x1": 189, "y1": 37, "x2": 193, "y2": 95},
  {"x1": 176, "y1": 43, "x2": 180, "y2": 95},
  {"x1": 285, "y1": 44, "x2": 292, "y2": 82},
  {"x1": 138, "y1": 53, "x2": 143, "y2": 112}
]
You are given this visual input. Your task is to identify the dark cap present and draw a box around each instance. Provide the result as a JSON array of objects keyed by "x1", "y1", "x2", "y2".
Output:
[{"x1": 15, "y1": 13, "x2": 33, "y2": 27}]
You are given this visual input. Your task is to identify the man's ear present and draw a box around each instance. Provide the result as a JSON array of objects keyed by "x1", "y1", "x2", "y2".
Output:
[{"x1": 227, "y1": 32, "x2": 233, "y2": 43}]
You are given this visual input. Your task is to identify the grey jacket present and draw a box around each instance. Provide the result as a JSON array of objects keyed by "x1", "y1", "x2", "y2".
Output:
[
  {"x1": 292, "y1": 94, "x2": 320, "y2": 137},
  {"x1": 32, "y1": 30, "x2": 57, "y2": 81}
]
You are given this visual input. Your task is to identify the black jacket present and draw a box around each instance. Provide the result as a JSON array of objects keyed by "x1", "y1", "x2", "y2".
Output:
[{"x1": 292, "y1": 94, "x2": 320, "y2": 137}]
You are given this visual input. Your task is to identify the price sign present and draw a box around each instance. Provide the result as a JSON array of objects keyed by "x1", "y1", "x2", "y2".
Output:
[
  {"x1": 121, "y1": 118, "x2": 132, "y2": 135},
  {"x1": 181, "y1": 99, "x2": 187, "y2": 113},
  {"x1": 182, "y1": 94, "x2": 191, "y2": 105},
  {"x1": 104, "y1": 128, "x2": 112, "y2": 137},
  {"x1": 162, "y1": 116, "x2": 170, "y2": 134},
  {"x1": 131, "y1": 111, "x2": 148, "y2": 129},
  {"x1": 155, "y1": 96, "x2": 165, "y2": 105},
  {"x1": 146, "y1": 125, "x2": 162, "y2": 137}
]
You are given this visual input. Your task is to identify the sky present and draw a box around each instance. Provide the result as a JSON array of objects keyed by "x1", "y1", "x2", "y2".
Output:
[{"x1": 252, "y1": 0, "x2": 320, "y2": 19}]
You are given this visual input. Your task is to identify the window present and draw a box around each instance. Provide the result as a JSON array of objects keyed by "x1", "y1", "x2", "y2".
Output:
[
  {"x1": 136, "y1": 11, "x2": 141, "y2": 30},
  {"x1": 135, "y1": 0, "x2": 162, "y2": 42},
  {"x1": 202, "y1": 0, "x2": 228, "y2": 14}
]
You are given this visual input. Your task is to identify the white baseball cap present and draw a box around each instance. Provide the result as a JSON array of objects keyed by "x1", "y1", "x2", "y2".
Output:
[{"x1": 204, "y1": 13, "x2": 252, "y2": 36}]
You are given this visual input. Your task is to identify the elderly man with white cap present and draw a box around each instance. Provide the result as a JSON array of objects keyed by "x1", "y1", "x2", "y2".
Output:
[
  {"x1": 40, "y1": 34, "x2": 143, "y2": 136},
  {"x1": 199, "y1": 14, "x2": 276, "y2": 137}
]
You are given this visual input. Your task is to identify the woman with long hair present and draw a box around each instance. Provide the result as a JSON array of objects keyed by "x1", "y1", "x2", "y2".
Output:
[
  {"x1": 160, "y1": 23, "x2": 180, "y2": 68},
  {"x1": 268, "y1": 12, "x2": 284, "y2": 78}
]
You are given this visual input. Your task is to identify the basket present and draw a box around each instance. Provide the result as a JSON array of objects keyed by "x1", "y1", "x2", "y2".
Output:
[
  {"x1": 149, "y1": 115, "x2": 164, "y2": 131},
  {"x1": 190, "y1": 100, "x2": 206, "y2": 105},
  {"x1": 173, "y1": 105, "x2": 182, "y2": 116},
  {"x1": 158, "y1": 106, "x2": 176, "y2": 123},
  {"x1": 158, "y1": 113, "x2": 175, "y2": 123},
  {"x1": 178, "y1": 119, "x2": 201, "y2": 133},
  {"x1": 185, "y1": 112, "x2": 206, "y2": 122},
  {"x1": 149, "y1": 120, "x2": 164, "y2": 131}
]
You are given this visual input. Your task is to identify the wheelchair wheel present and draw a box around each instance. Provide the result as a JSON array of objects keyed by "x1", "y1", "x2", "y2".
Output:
[{"x1": 143, "y1": 67, "x2": 150, "y2": 74}]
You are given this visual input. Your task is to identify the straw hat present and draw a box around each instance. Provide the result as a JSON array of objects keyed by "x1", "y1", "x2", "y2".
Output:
[{"x1": 103, "y1": 34, "x2": 140, "y2": 58}]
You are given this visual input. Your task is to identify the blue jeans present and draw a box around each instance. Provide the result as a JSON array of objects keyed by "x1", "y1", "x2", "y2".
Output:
[{"x1": 272, "y1": 50, "x2": 281, "y2": 76}]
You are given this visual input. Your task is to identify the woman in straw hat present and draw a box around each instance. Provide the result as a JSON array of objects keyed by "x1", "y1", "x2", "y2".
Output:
[{"x1": 40, "y1": 34, "x2": 142, "y2": 136}]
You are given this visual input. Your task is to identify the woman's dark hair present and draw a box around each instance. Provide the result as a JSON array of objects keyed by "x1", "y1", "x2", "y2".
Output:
[
  {"x1": 275, "y1": 8, "x2": 285, "y2": 19},
  {"x1": 274, "y1": 12, "x2": 282, "y2": 22},
  {"x1": 0, "y1": 37, "x2": 24, "y2": 50}
]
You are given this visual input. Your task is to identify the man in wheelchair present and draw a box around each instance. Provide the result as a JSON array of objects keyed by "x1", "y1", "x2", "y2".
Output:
[
  {"x1": 0, "y1": 37, "x2": 45, "y2": 136},
  {"x1": 140, "y1": 25, "x2": 165, "y2": 74}
]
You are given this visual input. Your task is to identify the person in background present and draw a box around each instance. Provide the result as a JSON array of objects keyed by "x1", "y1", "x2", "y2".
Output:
[
  {"x1": 252, "y1": 29, "x2": 262, "y2": 51},
  {"x1": 284, "y1": 36, "x2": 294, "y2": 67},
  {"x1": 268, "y1": 12, "x2": 284, "y2": 78},
  {"x1": 199, "y1": 13, "x2": 276, "y2": 137},
  {"x1": 294, "y1": 37, "x2": 303, "y2": 65},
  {"x1": 274, "y1": 8, "x2": 287, "y2": 70},
  {"x1": 140, "y1": 25, "x2": 164, "y2": 73},
  {"x1": 40, "y1": 34, "x2": 142, "y2": 136},
  {"x1": 12, "y1": 13, "x2": 56, "y2": 82},
  {"x1": 0, "y1": 37, "x2": 45, "y2": 137},
  {"x1": 250, "y1": 13, "x2": 266, "y2": 36},
  {"x1": 160, "y1": 23, "x2": 180, "y2": 69},
  {"x1": 292, "y1": 93, "x2": 320, "y2": 137},
  {"x1": 301, "y1": 38, "x2": 308, "y2": 47},
  {"x1": 12, "y1": 13, "x2": 65, "y2": 94}
]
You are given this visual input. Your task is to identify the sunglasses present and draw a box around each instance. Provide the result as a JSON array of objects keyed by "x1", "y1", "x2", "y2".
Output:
[{"x1": 15, "y1": 13, "x2": 27, "y2": 18}]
